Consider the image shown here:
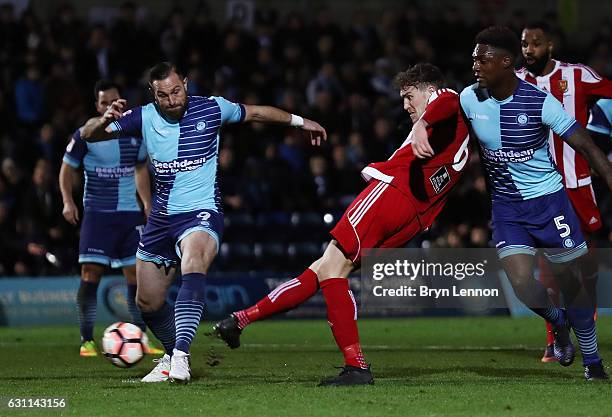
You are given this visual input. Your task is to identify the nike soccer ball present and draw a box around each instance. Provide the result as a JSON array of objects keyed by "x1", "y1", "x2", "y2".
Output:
[{"x1": 102, "y1": 322, "x2": 147, "y2": 368}]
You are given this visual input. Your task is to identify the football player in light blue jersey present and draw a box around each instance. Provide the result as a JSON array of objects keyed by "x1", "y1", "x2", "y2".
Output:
[
  {"x1": 59, "y1": 80, "x2": 162, "y2": 357},
  {"x1": 460, "y1": 27, "x2": 612, "y2": 380},
  {"x1": 81, "y1": 62, "x2": 327, "y2": 383},
  {"x1": 588, "y1": 98, "x2": 612, "y2": 145}
]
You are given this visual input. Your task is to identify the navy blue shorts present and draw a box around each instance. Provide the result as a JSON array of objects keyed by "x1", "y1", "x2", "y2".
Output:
[
  {"x1": 492, "y1": 188, "x2": 587, "y2": 263},
  {"x1": 79, "y1": 211, "x2": 145, "y2": 268},
  {"x1": 136, "y1": 209, "x2": 223, "y2": 267}
]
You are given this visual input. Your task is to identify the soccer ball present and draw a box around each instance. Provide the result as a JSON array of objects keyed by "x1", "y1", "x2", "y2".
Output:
[{"x1": 102, "y1": 322, "x2": 146, "y2": 368}]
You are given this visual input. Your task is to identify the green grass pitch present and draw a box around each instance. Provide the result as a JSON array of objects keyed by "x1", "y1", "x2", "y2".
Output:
[{"x1": 1, "y1": 317, "x2": 611, "y2": 417}]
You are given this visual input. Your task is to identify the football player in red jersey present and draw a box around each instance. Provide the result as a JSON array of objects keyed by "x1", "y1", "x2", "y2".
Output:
[
  {"x1": 211, "y1": 63, "x2": 471, "y2": 386},
  {"x1": 518, "y1": 21, "x2": 612, "y2": 362}
]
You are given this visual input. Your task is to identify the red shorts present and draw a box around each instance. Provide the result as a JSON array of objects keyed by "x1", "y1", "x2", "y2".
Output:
[
  {"x1": 331, "y1": 180, "x2": 436, "y2": 264},
  {"x1": 566, "y1": 185, "x2": 602, "y2": 233}
]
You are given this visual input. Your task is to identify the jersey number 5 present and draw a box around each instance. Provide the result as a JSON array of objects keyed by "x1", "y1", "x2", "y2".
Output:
[{"x1": 554, "y1": 215, "x2": 571, "y2": 238}]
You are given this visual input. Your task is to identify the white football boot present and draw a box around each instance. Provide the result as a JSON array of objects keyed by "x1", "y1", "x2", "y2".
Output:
[
  {"x1": 141, "y1": 354, "x2": 171, "y2": 382},
  {"x1": 169, "y1": 348, "x2": 191, "y2": 384}
]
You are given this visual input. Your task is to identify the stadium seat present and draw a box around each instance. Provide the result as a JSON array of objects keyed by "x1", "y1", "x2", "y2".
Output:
[
  {"x1": 256, "y1": 211, "x2": 291, "y2": 227},
  {"x1": 254, "y1": 242, "x2": 290, "y2": 270},
  {"x1": 290, "y1": 212, "x2": 328, "y2": 241},
  {"x1": 290, "y1": 211, "x2": 323, "y2": 227},
  {"x1": 225, "y1": 212, "x2": 256, "y2": 227},
  {"x1": 224, "y1": 213, "x2": 256, "y2": 243},
  {"x1": 255, "y1": 211, "x2": 292, "y2": 243},
  {"x1": 218, "y1": 242, "x2": 254, "y2": 270},
  {"x1": 288, "y1": 242, "x2": 321, "y2": 264}
]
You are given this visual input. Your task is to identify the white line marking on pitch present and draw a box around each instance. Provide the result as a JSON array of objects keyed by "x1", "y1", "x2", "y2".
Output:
[
  {"x1": 0, "y1": 342, "x2": 539, "y2": 351},
  {"x1": 241, "y1": 343, "x2": 539, "y2": 351}
]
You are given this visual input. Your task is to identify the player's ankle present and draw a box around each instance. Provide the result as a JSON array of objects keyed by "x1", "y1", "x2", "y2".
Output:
[
  {"x1": 234, "y1": 308, "x2": 256, "y2": 329},
  {"x1": 173, "y1": 347, "x2": 189, "y2": 356},
  {"x1": 343, "y1": 343, "x2": 368, "y2": 369}
]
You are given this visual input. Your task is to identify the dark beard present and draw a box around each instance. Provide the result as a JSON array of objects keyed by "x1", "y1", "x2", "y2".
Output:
[{"x1": 525, "y1": 55, "x2": 550, "y2": 76}]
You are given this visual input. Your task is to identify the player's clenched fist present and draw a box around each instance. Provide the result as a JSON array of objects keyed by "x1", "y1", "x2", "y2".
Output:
[{"x1": 101, "y1": 99, "x2": 127, "y2": 124}]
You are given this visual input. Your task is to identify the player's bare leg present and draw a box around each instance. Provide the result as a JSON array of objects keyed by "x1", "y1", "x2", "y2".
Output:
[
  {"x1": 78, "y1": 263, "x2": 105, "y2": 357},
  {"x1": 122, "y1": 265, "x2": 163, "y2": 355},
  {"x1": 123, "y1": 266, "x2": 142, "y2": 327},
  {"x1": 168, "y1": 231, "x2": 217, "y2": 384},
  {"x1": 137, "y1": 259, "x2": 176, "y2": 382},
  {"x1": 213, "y1": 241, "x2": 373, "y2": 386},
  {"x1": 500, "y1": 254, "x2": 575, "y2": 366},
  {"x1": 212, "y1": 240, "x2": 348, "y2": 346}
]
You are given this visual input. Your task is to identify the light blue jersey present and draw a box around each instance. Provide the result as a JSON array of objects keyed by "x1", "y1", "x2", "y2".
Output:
[
  {"x1": 110, "y1": 96, "x2": 245, "y2": 215},
  {"x1": 63, "y1": 129, "x2": 146, "y2": 212},
  {"x1": 460, "y1": 80, "x2": 580, "y2": 201},
  {"x1": 587, "y1": 98, "x2": 612, "y2": 137}
]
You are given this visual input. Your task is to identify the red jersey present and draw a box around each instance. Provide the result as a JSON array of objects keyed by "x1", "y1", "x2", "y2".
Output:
[
  {"x1": 361, "y1": 89, "x2": 470, "y2": 214},
  {"x1": 517, "y1": 60, "x2": 612, "y2": 188}
]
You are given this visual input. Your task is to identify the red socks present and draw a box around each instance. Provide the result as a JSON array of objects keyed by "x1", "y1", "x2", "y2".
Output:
[
  {"x1": 234, "y1": 269, "x2": 319, "y2": 329},
  {"x1": 233, "y1": 273, "x2": 368, "y2": 370},
  {"x1": 321, "y1": 278, "x2": 367, "y2": 369}
]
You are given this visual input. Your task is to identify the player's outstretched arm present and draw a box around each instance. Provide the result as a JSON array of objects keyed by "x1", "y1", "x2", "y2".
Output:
[
  {"x1": 81, "y1": 99, "x2": 127, "y2": 142},
  {"x1": 59, "y1": 162, "x2": 79, "y2": 225},
  {"x1": 243, "y1": 104, "x2": 327, "y2": 145},
  {"x1": 565, "y1": 127, "x2": 612, "y2": 189}
]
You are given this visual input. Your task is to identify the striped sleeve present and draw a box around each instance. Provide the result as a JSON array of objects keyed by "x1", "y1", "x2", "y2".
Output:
[
  {"x1": 212, "y1": 96, "x2": 245, "y2": 125},
  {"x1": 109, "y1": 106, "x2": 143, "y2": 138},
  {"x1": 62, "y1": 129, "x2": 87, "y2": 168}
]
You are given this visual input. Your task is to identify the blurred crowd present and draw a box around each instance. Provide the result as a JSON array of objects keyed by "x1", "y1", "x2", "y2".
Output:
[{"x1": 0, "y1": 1, "x2": 610, "y2": 275}]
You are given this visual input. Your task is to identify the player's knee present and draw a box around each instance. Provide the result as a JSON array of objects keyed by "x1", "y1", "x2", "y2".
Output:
[
  {"x1": 181, "y1": 253, "x2": 214, "y2": 274},
  {"x1": 136, "y1": 293, "x2": 163, "y2": 313},
  {"x1": 180, "y1": 237, "x2": 217, "y2": 274},
  {"x1": 81, "y1": 264, "x2": 103, "y2": 283},
  {"x1": 507, "y1": 272, "x2": 535, "y2": 300},
  {"x1": 503, "y1": 261, "x2": 533, "y2": 287},
  {"x1": 316, "y1": 263, "x2": 352, "y2": 282},
  {"x1": 503, "y1": 261, "x2": 533, "y2": 290},
  {"x1": 315, "y1": 242, "x2": 353, "y2": 281}
]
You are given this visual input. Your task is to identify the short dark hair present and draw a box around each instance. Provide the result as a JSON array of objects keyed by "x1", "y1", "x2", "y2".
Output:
[
  {"x1": 524, "y1": 21, "x2": 552, "y2": 37},
  {"x1": 148, "y1": 62, "x2": 183, "y2": 84},
  {"x1": 393, "y1": 63, "x2": 445, "y2": 91},
  {"x1": 475, "y1": 26, "x2": 521, "y2": 59},
  {"x1": 93, "y1": 79, "x2": 121, "y2": 100}
]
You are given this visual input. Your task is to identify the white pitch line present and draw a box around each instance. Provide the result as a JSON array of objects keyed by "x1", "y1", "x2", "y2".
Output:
[
  {"x1": 0, "y1": 341, "x2": 539, "y2": 351},
  {"x1": 241, "y1": 343, "x2": 539, "y2": 351}
]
